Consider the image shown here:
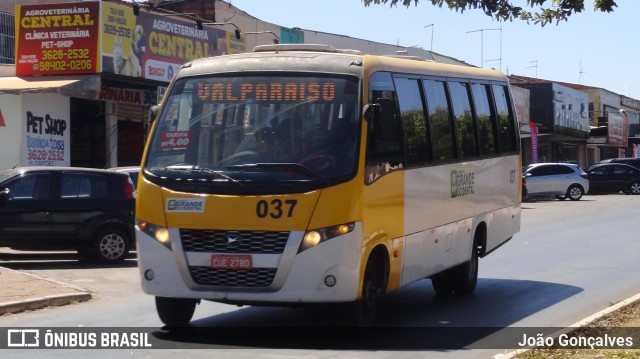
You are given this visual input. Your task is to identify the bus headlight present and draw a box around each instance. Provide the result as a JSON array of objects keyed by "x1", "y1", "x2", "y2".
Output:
[
  {"x1": 137, "y1": 219, "x2": 171, "y2": 250},
  {"x1": 298, "y1": 222, "x2": 355, "y2": 253}
]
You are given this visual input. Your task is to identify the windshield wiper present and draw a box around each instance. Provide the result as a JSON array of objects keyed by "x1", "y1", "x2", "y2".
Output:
[
  {"x1": 191, "y1": 167, "x2": 240, "y2": 183},
  {"x1": 226, "y1": 163, "x2": 325, "y2": 181},
  {"x1": 156, "y1": 165, "x2": 240, "y2": 183}
]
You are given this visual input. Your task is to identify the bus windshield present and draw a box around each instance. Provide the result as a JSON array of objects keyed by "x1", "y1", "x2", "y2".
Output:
[{"x1": 145, "y1": 74, "x2": 361, "y2": 189}]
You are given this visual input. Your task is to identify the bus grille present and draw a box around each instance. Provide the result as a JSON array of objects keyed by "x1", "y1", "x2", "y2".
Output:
[
  {"x1": 180, "y1": 229, "x2": 289, "y2": 254},
  {"x1": 188, "y1": 267, "x2": 277, "y2": 287}
]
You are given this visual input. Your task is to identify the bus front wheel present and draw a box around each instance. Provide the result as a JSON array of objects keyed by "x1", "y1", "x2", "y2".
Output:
[
  {"x1": 155, "y1": 296, "x2": 199, "y2": 327},
  {"x1": 352, "y1": 262, "x2": 383, "y2": 326}
]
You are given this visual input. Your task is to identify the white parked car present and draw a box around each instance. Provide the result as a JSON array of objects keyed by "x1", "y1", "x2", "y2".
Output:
[{"x1": 522, "y1": 163, "x2": 589, "y2": 201}]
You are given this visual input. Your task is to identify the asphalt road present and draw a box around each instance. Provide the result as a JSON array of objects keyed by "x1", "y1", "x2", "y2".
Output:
[{"x1": 0, "y1": 193, "x2": 639, "y2": 358}]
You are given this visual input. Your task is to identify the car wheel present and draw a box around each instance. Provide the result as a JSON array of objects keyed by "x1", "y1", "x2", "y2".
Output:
[
  {"x1": 567, "y1": 185, "x2": 583, "y2": 201},
  {"x1": 630, "y1": 182, "x2": 640, "y2": 195},
  {"x1": 92, "y1": 227, "x2": 130, "y2": 263},
  {"x1": 156, "y1": 296, "x2": 198, "y2": 327}
]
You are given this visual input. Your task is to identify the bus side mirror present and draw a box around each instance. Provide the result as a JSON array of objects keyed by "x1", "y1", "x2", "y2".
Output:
[
  {"x1": 149, "y1": 105, "x2": 160, "y2": 124},
  {"x1": 362, "y1": 103, "x2": 380, "y2": 122}
]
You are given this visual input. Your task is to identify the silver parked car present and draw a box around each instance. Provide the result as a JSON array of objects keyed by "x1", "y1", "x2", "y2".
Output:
[{"x1": 522, "y1": 163, "x2": 589, "y2": 201}]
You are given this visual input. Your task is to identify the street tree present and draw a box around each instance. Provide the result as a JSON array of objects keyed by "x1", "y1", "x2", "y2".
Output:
[{"x1": 362, "y1": 0, "x2": 617, "y2": 26}]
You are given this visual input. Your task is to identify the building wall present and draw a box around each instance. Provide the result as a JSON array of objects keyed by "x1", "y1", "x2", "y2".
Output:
[{"x1": 0, "y1": 94, "x2": 22, "y2": 169}]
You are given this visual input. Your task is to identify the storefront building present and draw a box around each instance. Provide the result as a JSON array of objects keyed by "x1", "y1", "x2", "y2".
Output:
[
  {"x1": 510, "y1": 77, "x2": 594, "y2": 169},
  {"x1": 0, "y1": 1, "x2": 254, "y2": 170}
]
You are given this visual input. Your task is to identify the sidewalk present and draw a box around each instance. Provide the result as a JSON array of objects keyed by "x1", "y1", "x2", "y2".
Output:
[{"x1": 0, "y1": 266, "x2": 91, "y2": 316}]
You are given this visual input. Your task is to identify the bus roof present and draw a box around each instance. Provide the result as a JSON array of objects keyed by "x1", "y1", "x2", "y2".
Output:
[{"x1": 174, "y1": 44, "x2": 507, "y2": 83}]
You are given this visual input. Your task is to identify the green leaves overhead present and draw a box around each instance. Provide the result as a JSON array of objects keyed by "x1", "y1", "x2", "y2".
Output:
[{"x1": 362, "y1": 0, "x2": 617, "y2": 26}]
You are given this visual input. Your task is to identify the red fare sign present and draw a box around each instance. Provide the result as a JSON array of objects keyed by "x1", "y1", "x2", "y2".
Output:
[{"x1": 159, "y1": 130, "x2": 192, "y2": 150}]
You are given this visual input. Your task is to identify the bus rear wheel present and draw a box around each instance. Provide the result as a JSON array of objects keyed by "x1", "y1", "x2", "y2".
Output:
[
  {"x1": 155, "y1": 296, "x2": 199, "y2": 327},
  {"x1": 451, "y1": 245, "x2": 479, "y2": 294},
  {"x1": 431, "y1": 244, "x2": 479, "y2": 296}
]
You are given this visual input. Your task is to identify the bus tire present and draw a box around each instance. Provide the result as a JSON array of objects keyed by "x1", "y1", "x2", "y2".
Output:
[
  {"x1": 451, "y1": 244, "x2": 479, "y2": 295},
  {"x1": 431, "y1": 272, "x2": 454, "y2": 296},
  {"x1": 353, "y1": 261, "x2": 383, "y2": 326},
  {"x1": 156, "y1": 296, "x2": 198, "y2": 327}
]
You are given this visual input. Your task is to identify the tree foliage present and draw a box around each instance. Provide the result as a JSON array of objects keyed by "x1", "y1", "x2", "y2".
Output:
[{"x1": 362, "y1": 0, "x2": 617, "y2": 26}]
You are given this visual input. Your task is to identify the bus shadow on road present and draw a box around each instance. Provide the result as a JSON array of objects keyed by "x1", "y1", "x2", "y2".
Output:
[{"x1": 151, "y1": 278, "x2": 582, "y2": 350}]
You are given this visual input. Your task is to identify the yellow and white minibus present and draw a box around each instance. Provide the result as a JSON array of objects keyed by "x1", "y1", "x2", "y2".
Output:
[{"x1": 135, "y1": 44, "x2": 521, "y2": 326}]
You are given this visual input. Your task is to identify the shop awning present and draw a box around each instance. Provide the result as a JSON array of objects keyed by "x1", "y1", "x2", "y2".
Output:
[{"x1": 0, "y1": 74, "x2": 101, "y2": 99}]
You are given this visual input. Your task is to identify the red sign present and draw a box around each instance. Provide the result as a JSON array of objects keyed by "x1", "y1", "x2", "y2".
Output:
[
  {"x1": 15, "y1": 3, "x2": 100, "y2": 75},
  {"x1": 159, "y1": 130, "x2": 192, "y2": 150}
]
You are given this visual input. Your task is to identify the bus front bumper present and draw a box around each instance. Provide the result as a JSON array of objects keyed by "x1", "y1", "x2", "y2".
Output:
[{"x1": 136, "y1": 223, "x2": 363, "y2": 304}]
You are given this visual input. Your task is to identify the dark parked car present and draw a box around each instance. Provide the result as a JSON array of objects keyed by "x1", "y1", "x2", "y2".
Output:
[
  {"x1": 110, "y1": 166, "x2": 140, "y2": 190},
  {"x1": 0, "y1": 167, "x2": 136, "y2": 263},
  {"x1": 522, "y1": 163, "x2": 589, "y2": 201},
  {"x1": 587, "y1": 163, "x2": 640, "y2": 195},
  {"x1": 598, "y1": 157, "x2": 640, "y2": 170}
]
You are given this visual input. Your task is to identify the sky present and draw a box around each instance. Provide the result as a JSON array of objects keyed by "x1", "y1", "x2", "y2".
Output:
[{"x1": 227, "y1": 0, "x2": 640, "y2": 98}]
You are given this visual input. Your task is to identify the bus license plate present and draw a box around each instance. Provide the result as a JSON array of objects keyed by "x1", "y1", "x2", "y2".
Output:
[{"x1": 211, "y1": 254, "x2": 253, "y2": 270}]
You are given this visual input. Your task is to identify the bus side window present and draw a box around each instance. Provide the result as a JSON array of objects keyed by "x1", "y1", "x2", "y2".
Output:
[
  {"x1": 365, "y1": 71, "x2": 405, "y2": 184},
  {"x1": 369, "y1": 97, "x2": 403, "y2": 156},
  {"x1": 423, "y1": 79, "x2": 455, "y2": 162},
  {"x1": 394, "y1": 76, "x2": 431, "y2": 166},
  {"x1": 470, "y1": 83, "x2": 497, "y2": 156},
  {"x1": 448, "y1": 80, "x2": 478, "y2": 159},
  {"x1": 492, "y1": 84, "x2": 519, "y2": 153}
]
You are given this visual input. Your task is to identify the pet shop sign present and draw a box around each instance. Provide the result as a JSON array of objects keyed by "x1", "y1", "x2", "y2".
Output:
[
  {"x1": 15, "y1": 3, "x2": 100, "y2": 76},
  {"x1": 22, "y1": 93, "x2": 71, "y2": 167}
]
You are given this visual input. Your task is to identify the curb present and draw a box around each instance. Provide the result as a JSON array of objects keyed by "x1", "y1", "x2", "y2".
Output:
[
  {"x1": 0, "y1": 266, "x2": 92, "y2": 316},
  {"x1": 0, "y1": 292, "x2": 92, "y2": 316},
  {"x1": 495, "y1": 292, "x2": 640, "y2": 358}
]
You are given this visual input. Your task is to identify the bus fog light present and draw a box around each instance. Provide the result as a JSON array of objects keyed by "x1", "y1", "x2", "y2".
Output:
[
  {"x1": 144, "y1": 269, "x2": 155, "y2": 281},
  {"x1": 324, "y1": 275, "x2": 336, "y2": 287}
]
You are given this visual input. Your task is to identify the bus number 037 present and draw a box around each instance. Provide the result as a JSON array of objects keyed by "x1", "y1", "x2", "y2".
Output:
[{"x1": 256, "y1": 199, "x2": 298, "y2": 219}]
